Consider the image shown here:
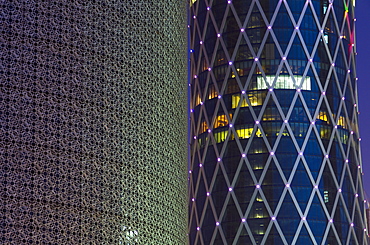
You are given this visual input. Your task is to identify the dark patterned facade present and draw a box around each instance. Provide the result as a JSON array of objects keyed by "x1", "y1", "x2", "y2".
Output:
[
  {"x1": 0, "y1": 1, "x2": 188, "y2": 244},
  {"x1": 189, "y1": 0, "x2": 369, "y2": 244}
]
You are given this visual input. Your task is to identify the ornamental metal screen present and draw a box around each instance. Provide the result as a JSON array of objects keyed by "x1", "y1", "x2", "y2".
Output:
[{"x1": 0, "y1": 1, "x2": 188, "y2": 244}]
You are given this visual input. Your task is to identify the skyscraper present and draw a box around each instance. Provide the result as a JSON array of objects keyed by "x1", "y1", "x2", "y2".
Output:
[
  {"x1": 189, "y1": 0, "x2": 369, "y2": 244},
  {"x1": 0, "y1": 1, "x2": 188, "y2": 244}
]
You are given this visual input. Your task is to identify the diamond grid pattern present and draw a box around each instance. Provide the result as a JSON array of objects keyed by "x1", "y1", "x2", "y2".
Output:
[{"x1": 189, "y1": 0, "x2": 369, "y2": 244}]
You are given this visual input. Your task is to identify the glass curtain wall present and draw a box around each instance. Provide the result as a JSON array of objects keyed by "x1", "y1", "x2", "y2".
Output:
[{"x1": 189, "y1": 0, "x2": 368, "y2": 244}]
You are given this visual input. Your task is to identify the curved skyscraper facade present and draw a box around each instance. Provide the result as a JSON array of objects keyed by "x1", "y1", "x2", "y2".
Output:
[
  {"x1": 189, "y1": 0, "x2": 368, "y2": 244},
  {"x1": 0, "y1": 1, "x2": 188, "y2": 244}
]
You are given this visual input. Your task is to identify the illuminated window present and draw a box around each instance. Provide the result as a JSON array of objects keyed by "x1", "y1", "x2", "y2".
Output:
[
  {"x1": 342, "y1": 132, "x2": 348, "y2": 144},
  {"x1": 338, "y1": 129, "x2": 348, "y2": 144},
  {"x1": 214, "y1": 131, "x2": 228, "y2": 143},
  {"x1": 200, "y1": 121, "x2": 208, "y2": 134},
  {"x1": 249, "y1": 206, "x2": 266, "y2": 234},
  {"x1": 198, "y1": 135, "x2": 208, "y2": 148},
  {"x1": 256, "y1": 196, "x2": 263, "y2": 202},
  {"x1": 254, "y1": 208, "x2": 266, "y2": 218},
  {"x1": 232, "y1": 94, "x2": 248, "y2": 108},
  {"x1": 236, "y1": 128, "x2": 254, "y2": 139},
  {"x1": 247, "y1": 15, "x2": 264, "y2": 28},
  {"x1": 257, "y1": 75, "x2": 311, "y2": 90},
  {"x1": 324, "y1": 34, "x2": 329, "y2": 44},
  {"x1": 212, "y1": 124, "x2": 264, "y2": 143},
  {"x1": 254, "y1": 164, "x2": 264, "y2": 170},
  {"x1": 208, "y1": 85, "x2": 218, "y2": 100},
  {"x1": 214, "y1": 114, "x2": 232, "y2": 128},
  {"x1": 248, "y1": 94, "x2": 260, "y2": 106},
  {"x1": 201, "y1": 58, "x2": 208, "y2": 71},
  {"x1": 255, "y1": 66, "x2": 262, "y2": 74},
  {"x1": 324, "y1": 190, "x2": 329, "y2": 203},
  {"x1": 231, "y1": 68, "x2": 244, "y2": 78},
  {"x1": 257, "y1": 224, "x2": 265, "y2": 235},
  {"x1": 317, "y1": 111, "x2": 328, "y2": 122},
  {"x1": 236, "y1": 128, "x2": 262, "y2": 139},
  {"x1": 195, "y1": 94, "x2": 201, "y2": 106},
  {"x1": 232, "y1": 93, "x2": 261, "y2": 108},
  {"x1": 323, "y1": 1, "x2": 328, "y2": 14},
  {"x1": 337, "y1": 116, "x2": 346, "y2": 128},
  {"x1": 320, "y1": 126, "x2": 331, "y2": 139}
]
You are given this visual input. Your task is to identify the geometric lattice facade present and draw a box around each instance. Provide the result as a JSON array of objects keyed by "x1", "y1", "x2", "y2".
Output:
[
  {"x1": 0, "y1": 1, "x2": 188, "y2": 244},
  {"x1": 189, "y1": 0, "x2": 369, "y2": 244}
]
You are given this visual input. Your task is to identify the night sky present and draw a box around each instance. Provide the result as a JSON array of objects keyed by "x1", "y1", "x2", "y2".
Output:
[{"x1": 356, "y1": 1, "x2": 370, "y2": 196}]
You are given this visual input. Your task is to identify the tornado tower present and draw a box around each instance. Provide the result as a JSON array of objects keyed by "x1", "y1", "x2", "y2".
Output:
[
  {"x1": 0, "y1": 1, "x2": 188, "y2": 244},
  {"x1": 189, "y1": 0, "x2": 369, "y2": 244}
]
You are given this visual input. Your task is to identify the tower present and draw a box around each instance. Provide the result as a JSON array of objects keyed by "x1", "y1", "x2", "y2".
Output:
[
  {"x1": 0, "y1": 1, "x2": 188, "y2": 244},
  {"x1": 189, "y1": 0, "x2": 369, "y2": 244}
]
